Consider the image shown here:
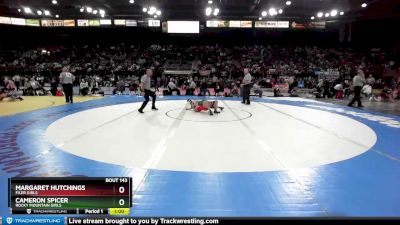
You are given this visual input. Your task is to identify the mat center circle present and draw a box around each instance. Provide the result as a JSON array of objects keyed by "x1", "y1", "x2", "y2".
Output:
[{"x1": 165, "y1": 108, "x2": 252, "y2": 122}]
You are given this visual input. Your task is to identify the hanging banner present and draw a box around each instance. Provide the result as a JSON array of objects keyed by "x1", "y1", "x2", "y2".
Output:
[
  {"x1": 63, "y1": 20, "x2": 75, "y2": 27},
  {"x1": 89, "y1": 20, "x2": 100, "y2": 26},
  {"x1": 229, "y1": 21, "x2": 240, "y2": 28},
  {"x1": 255, "y1": 21, "x2": 289, "y2": 28},
  {"x1": 114, "y1": 19, "x2": 126, "y2": 26},
  {"x1": 291, "y1": 21, "x2": 326, "y2": 29},
  {"x1": 42, "y1": 20, "x2": 64, "y2": 27},
  {"x1": 99, "y1": 19, "x2": 112, "y2": 25},
  {"x1": 240, "y1": 21, "x2": 252, "y2": 28},
  {"x1": 77, "y1": 20, "x2": 89, "y2": 26},
  {"x1": 309, "y1": 21, "x2": 326, "y2": 29},
  {"x1": 126, "y1": 20, "x2": 137, "y2": 26},
  {"x1": 26, "y1": 19, "x2": 40, "y2": 26},
  {"x1": 11, "y1": 18, "x2": 26, "y2": 26},
  {"x1": 148, "y1": 19, "x2": 160, "y2": 27},
  {"x1": 206, "y1": 20, "x2": 229, "y2": 28},
  {"x1": 0, "y1": 16, "x2": 12, "y2": 24}
]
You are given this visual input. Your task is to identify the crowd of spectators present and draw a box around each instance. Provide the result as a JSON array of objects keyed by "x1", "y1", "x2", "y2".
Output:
[{"x1": 0, "y1": 43, "x2": 399, "y2": 101}]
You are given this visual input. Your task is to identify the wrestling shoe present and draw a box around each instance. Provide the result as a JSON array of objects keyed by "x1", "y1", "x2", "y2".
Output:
[
  {"x1": 152, "y1": 107, "x2": 158, "y2": 110},
  {"x1": 209, "y1": 110, "x2": 214, "y2": 116},
  {"x1": 214, "y1": 110, "x2": 220, "y2": 114},
  {"x1": 138, "y1": 109, "x2": 144, "y2": 113}
]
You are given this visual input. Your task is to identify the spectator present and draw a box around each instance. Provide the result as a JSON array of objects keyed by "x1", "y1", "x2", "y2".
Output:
[
  {"x1": 186, "y1": 79, "x2": 196, "y2": 96},
  {"x1": 252, "y1": 82, "x2": 263, "y2": 98},
  {"x1": 367, "y1": 74, "x2": 375, "y2": 86},
  {"x1": 168, "y1": 78, "x2": 181, "y2": 95},
  {"x1": 12, "y1": 74, "x2": 21, "y2": 90},
  {"x1": 80, "y1": 79, "x2": 89, "y2": 96}
]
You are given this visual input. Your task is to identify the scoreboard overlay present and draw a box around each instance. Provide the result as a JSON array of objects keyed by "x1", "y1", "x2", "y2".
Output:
[{"x1": 8, "y1": 177, "x2": 131, "y2": 215}]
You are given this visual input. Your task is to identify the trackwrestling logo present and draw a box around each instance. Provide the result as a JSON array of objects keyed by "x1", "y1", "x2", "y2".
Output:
[{"x1": 3, "y1": 217, "x2": 63, "y2": 225}]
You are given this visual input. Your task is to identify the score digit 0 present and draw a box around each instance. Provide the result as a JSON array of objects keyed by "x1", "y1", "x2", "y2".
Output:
[{"x1": 119, "y1": 186, "x2": 125, "y2": 194}]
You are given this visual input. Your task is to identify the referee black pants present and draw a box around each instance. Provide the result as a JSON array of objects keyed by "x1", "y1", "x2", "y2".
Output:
[
  {"x1": 62, "y1": 83, "x2": 73, "y2": 103},
  {"x1": 348, "y1": 86, "x2": 362, "y2": 107},
  {"x1": 242, "y1": 85, "x2": 251, "y2": 104},
  {"x1": 139, "y1": 90, "x2": 156, "y2": 110}
]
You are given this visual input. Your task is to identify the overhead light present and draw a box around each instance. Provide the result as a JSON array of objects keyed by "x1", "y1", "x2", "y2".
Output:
[
  {"x1": 154, "y1": 15, "x2": 157, "y2": 18},
  {"x1": 37, "y1": 10, "x2": 42, "y2": 15},
  {"x1": 330, "y1": 9, "x2": 338, "y2": 16},
  {"x1": 205, "y1": 7, "x2": 212, "y2": 16},
  {"x1": 317, "y1": 12, "x2": 323, "y2": 18},
  {"x1": 269, "y1": 8, "x2": 276, "y2": 16},
  {"x1": 213, "y1": 8, "x2": 219, "y2": 16},
  {"x1": 44, "y1": 10, "x2": 50, "y2": 16},
  {"x1": 80, "y1": 7, "x2": 84, "y2": 12},
  {"x1": 143, "y1": 7, "x2": 148, "y2": 12},
  {"x1": 18, "y1": 9, "x2": 21, "y2": 12},
  {"x1": 278, "y1": 9, "x2": 283, "y2": 14},
  {"x1": 86, "y1": 7, "x2": 92, "y2": 13},
  {"x1": 311, "y1": 16, "x2": 315, "y2": 20},
  {"x1": 129, "y1": 0, "x2": 134, "y2": 4},
  {"x1": 261, "y1": 11, "x2": 267, "y2": 17},
  {"x1": 361, "y1": 3, "x2": 367, "y2": 8},
  {"x1": 156, "y1": 10, "x2": 161, "y2": 16},
  {"x1": 101, "y1": 14, "x2": 105, "y2": 18},
  {"x1": 148, "y1": 7, "x2": 156, "y2": 15},
  {"x1": 93, "y1": 10, "x2": 98, "y2": 15},
  {"x1": 325, "y1": 13, "x2": 330, "y2": 17},
  {"x1": 258, "y1": 17, "x2": 262, "y2": 20},
  {"x1": 52, "y1": 0, "x2": 58, "y2": 5},
  {"x1": 340, "y1": 11, "x2": 344, "y2": 15},
  {"x1": 286, "y1": 1, "x2": 292, "y2": 6},
  {"x1": 23, "y1": 7, "x2": 32, "y2": 14},
  {"x1": 55, "y1": 14, "x2": 59, "y2": 18},
  {"x1": 208, "y1": 0, "x2": 213, "y2": 4},
  {"x1": 99, "y1": 9, "x2": 105, "y2": 14}
]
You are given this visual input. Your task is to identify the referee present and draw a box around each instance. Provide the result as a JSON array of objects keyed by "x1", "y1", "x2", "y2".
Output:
[
  {"x1": 59, "y1": 67, "x2": 75, "y2": 104},
  {"x1": 241, "y1": 68, "x2": 253, "y2": 105},
  {"x1": 138, "y1": 69, "x2": 158, "y2": 113},
  {"x1": 348, "y1": 70, "x2": 366, "y2": 107}
]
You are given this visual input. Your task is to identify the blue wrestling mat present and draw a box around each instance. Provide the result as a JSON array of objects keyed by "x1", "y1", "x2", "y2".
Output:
[{"x1": 0, "y1": 96, "x2": 400, "y2": 217}]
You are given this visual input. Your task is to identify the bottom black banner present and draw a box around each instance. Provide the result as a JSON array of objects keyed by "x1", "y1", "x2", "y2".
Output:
[{"x1": 66, "y1": 217, "x2": 400, "y2": 225}]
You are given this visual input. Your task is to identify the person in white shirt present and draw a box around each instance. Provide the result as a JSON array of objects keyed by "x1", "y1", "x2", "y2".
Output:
[
  {"x1": 186, "y1": 79, "x2": 197, "y2": 95},
  {"x1": 241, "y1": 68, "x2": 253, "y2": 105},
  {"x1": 348, "y1": 70, "x2": 366, "y2": 107},
  {"x1": 138, "y1": 69, "x2": 158, "y2": 113},
  {"x1": 80, "y1": 79, "x2": 89, "y2": 96},
  {"x1": 59, "y1": 67, "x2": 75, "y2": 103},
  {"x1": 12, "y1": 74, "x2": 21, "y2": 90},
  {"x1": 168, "y1": 78, "x2": 181, "y2": 95},
  {"x1": 367, "y1": 74, "x2": 375, "y2": 85},
  {"x1": 253, "y1": 82, "x2": 263, "y2": 98}
]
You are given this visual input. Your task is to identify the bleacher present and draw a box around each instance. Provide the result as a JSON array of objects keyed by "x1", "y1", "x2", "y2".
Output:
[{"x1": 163, "y1": 60, "x2": 194, "y2": 75}]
